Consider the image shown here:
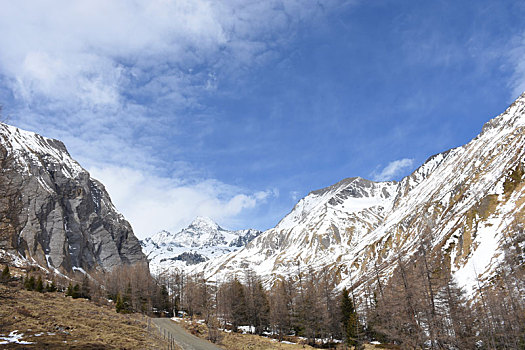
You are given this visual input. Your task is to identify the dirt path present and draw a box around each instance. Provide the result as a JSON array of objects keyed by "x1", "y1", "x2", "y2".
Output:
[{"x1": 152, "y1": 318, "x2": 222, "y2": 350}]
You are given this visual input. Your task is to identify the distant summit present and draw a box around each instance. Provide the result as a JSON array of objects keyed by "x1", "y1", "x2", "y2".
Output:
[
  {"x1": 188, "y1": 216, "x2": 221, "y2": 230},
  {"x1": 140, "y1": 217, "x2": 261, "y2": 273}
]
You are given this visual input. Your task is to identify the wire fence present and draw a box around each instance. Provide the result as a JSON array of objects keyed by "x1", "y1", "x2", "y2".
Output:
[{"x1": 146, "y1": 317, "x2": 179, "y2": 350}]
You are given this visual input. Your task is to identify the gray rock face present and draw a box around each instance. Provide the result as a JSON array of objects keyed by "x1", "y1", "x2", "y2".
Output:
[
  {"x1": 0, "y1": 123, "x2": 147, "y2": 273},
  {"x1": 161, "y1": 251, "x2": 208, "y2": 265}
]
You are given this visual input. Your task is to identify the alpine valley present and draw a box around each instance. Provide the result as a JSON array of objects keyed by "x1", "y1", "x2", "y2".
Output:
[
  {"x1": 0, "y1": 94, "x2": 523, "y2": 348},
  {"x1": 2, "y1": 93, "x2": 524, "y2": 298}
]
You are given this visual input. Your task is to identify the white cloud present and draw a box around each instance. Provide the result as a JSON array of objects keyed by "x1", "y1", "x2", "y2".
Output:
[
  {"x1": 89, "y1": 165, "x2": 277, "y2": 239},
  {"x1": 372, "y1": 158, "x2": 414, "y2": 182},
  {"x1": 0, "y1": 0, "x2": 344, "y2": 111},
  {"x1": 0, "y1": 0, "x2": 348, "y2": 167},
  {"x1": 508, "y1": 34, "x2": 525, "y2": 98},
  {"x1": 0, "y1": 0, "x2": 348, "y2": 238}
]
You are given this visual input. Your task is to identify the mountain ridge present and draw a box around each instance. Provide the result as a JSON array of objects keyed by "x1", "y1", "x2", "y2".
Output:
[
  {"x1": 141, "y1": 216, "x2": 261, "y2": 273},
  {"x1": 193, "y1": 93, "x2": 525, "y2": 295}
]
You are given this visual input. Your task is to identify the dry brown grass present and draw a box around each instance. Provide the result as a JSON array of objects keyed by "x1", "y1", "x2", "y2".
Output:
[
  {"x1": 216, "y1": 332, "x2": 382, "y2": 350},
  {"x1": 0, "y1": 285, "x2": 166, "y2": 349},
  {"x1": 178, "y1": 318, "x2": 394, "y2": 350},
  {"x1": 218, "y1": 332, "x2": 321, "y2": 350},
  {"x1": 176, "y1": 318, "x2": 392, "y2": 350},
  {"x1": 177, "y1": 318, "x2": 318, "y2": 349}
]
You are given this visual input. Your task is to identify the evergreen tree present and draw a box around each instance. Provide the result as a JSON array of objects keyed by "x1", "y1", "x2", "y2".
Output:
[
  {"x1": 35, "y1": 276, "x2": 44, "y2": 293},
  {"x1": 115, "y1": 292, "x2": 125, "y2": 313},
  {"x1": 66, "y1": 282, "x2": 74, "y2": 297},
  {"x1": 230, "y1": 279, "x2": 248, "y2": 331},
  {"x1": 1, "y1": 265, "x2": 10, "y2": 282},
  {"x1": 25, "y1": 275, "x2": 35, "y2": 291},
  {"x1": 72, "y1": 284, "x2": 81, "y2": 298},
  {"x1": 80, "y1": 275, "x2": 91, "y2": 299},
  {"x1": 341, "y1": 288, "x2": 359, "y2": 348},
  {"x1": 252, "y1": 281, "x2": 270, "y2": 335},
  {"x1": 123, "y1": 283, "x2": 133, "y2": 312},
  {"x1": 46, "y1": 280, "x2": 57, "y2": 292},
  {"x1": 160, "y1": 284, "x2": 170, "y2": 315},
  {"x1": 115, "y1": 285, "x2": 133, "y2": 313}
]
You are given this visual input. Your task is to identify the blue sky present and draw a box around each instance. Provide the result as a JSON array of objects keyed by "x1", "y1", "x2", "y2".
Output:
[{"x1": 0, "y1": 0, "x2": 524, "y2": 238}]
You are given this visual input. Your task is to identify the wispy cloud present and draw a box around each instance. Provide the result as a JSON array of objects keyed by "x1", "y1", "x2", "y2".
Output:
[
  {"x1": 508, "y1": 33, "x2": 525, "y2": 98},
  {"x1": 0, "y1": 0, "x2": 341, "y2": 115},
  {"x1": 0, "y1": 0, "x2": 347, "y2": 164},
  {"x1": 0, "y1": 0, "x2": 347, "y2": 235},
  {"x1": 372, "y1": 158, "x2": 414, "y2": 182},
  {"x1": 89, "y1": 165, "x2": 278, "y2": 238}
]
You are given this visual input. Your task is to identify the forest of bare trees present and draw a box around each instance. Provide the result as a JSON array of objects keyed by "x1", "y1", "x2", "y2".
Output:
[
  {"x1": 0, "y1": 224, "x2": 523, "y2": 349},
  {"x1": 153, "y1": 226, "x2": 524, "y2": 349}
]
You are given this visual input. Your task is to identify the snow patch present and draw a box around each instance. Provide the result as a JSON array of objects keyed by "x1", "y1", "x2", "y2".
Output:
[{"x1": 0, "y1": 331, "x2": 34, "y2": 345}]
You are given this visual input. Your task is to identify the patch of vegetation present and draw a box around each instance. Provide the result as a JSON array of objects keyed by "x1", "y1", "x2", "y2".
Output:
[{"x1": 503, "y1": 165, "x2": 524, "y2": 196}]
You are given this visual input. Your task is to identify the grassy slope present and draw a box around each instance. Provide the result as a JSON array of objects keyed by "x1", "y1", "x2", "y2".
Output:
[{"x1": 0, "y1": 285, "x2": 166, "y2": 349}]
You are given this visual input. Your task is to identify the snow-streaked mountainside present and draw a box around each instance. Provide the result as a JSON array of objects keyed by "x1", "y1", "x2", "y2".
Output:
[
  {"x1": 196, "y1": 93, "x2": 525, "y2": 294},
  {"x1": 0, "y1": 123, "x2": 147, "y2": 273},
  {"x1": 141, "y1": 217, "x2": 261, "y2": 274}
]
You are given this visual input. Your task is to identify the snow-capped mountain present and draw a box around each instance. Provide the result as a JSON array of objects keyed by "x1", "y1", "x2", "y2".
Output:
[
  {"x1": 197, "y1": 93, "x2": 525, "y2": 294},
  {"x1": 0, "y1": 123, "x2": 147, "y2": 273},
  {"x1": 141, "y1": 217, "x2": 261, "y2": 273}
]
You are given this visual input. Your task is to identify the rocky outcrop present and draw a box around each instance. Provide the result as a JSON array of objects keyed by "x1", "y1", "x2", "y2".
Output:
[
  {"x1": 0, "y1": 123, "x2": 147, "y2": 273},
  {"x1": 161, "y1": 252, "x2": 208, "y2": 265}
]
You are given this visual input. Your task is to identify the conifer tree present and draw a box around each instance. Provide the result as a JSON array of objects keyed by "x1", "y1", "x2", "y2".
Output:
[
  {"x1": 341, "y1": 288, "x2": 359, "y2": 348},
  {"x1": 123, "y1": 283, "x2": 133, "y2": 312},
  {"x1": 72, "y1": 284, "x2": 81, "y2": 298},
  {"x1": 115, "y1": 292, "x2": 125, "y2": 313},
  {"x1": 25, "y1": 275, "x2": 35, "y2": 291},
  {"x1": 270, "y1": 279, "x2": 293, "y2": 342},
  {"x1": 35, "y1": 276, "x2": 44, "y2": 293},
  {"x1": 80, "y1": 275, "x2": 91, "y2": 299},
  {"x1": 160, "y1": 284, "x2": 170, "y2": 314},
  {"x1": 46, "y1": 280, "x2": 57, "y2": 292},
  {"x1": 230, "y1": 278, "x2": 248, "y2": 332},
  {"x1": 1, "y1": 265, "x2": 10, "y2": 282},
  {"x1": 252, "y1": 280, "x2": 270, "y2": 335},
  {"x1": 66, "y1": 282, "x2": 74, "y2": 297}
]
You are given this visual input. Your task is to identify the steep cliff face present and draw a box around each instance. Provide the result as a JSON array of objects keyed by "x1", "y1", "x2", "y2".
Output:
[
  {"x1": 196, "y1": 93, "x2": 525, "y2": 293},
  {"x1": 0, "y1": 123, "x2": 147, "y2": 273}
]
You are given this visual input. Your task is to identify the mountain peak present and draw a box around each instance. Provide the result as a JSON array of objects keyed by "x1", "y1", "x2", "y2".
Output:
[
  {"x1": 141, "y1": 218, "x2": 262, "y2": 272},
  {"x1": 0, "y1": 122, "x2": 147, "y2": 272},
  {"x1": 195, "y1": 94, "x2": 525, "y2": 296},
  {"x1": 190, "y1": 216, "x2": 220, "y2": 230}
]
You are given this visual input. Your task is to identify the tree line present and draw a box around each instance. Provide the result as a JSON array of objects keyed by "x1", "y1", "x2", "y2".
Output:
[
  {"x1": 0, "y1": 224, "x2": 523, "y2": 349},
  {"x1": 155, "y1": 225, "x2": 524, "y2": 349}
]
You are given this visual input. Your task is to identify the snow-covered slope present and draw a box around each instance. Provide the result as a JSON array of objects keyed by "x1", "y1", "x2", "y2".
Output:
[
  {"x1": 196, "y1": 93, "x2": 525, "y2": 294},
  {"x1": 141, "y1": 217, "x2": 261, "y2": 274}
]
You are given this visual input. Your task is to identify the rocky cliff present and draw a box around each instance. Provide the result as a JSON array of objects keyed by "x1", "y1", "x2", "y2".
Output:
[{"x1": 0, "y1": 123, "x2": 147, "y2": 273}]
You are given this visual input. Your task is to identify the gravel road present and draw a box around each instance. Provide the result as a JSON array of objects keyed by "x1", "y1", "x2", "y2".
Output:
[{"x1": 152, "y1": 318, "x2": 222, "y2": 350}]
